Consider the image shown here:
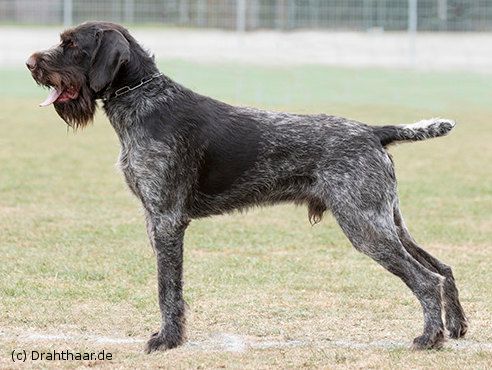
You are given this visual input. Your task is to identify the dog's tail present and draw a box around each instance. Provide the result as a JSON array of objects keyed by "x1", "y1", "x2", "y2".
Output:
[{"x1": 373, "y1": 118, "x2": 456, "y2": 147}]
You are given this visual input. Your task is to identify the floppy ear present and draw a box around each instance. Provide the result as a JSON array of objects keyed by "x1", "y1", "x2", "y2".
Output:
[{"x1": 89, "y1": 29, "x2": 130, "y2": 93}]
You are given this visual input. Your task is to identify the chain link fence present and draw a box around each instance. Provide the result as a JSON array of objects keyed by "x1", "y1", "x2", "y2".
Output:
[{"x1": 2, "y1": 0, "x2": 492, "y2": 32}]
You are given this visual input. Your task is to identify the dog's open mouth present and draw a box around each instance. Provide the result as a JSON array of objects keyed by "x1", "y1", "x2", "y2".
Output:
[{"x1": 39, "y1": 86, "x2": 79, "y2": 107}]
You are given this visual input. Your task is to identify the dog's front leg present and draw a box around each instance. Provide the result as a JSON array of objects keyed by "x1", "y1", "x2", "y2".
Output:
[{"x1": 144, "y1": 212, "x2": 189, "y2": 353}]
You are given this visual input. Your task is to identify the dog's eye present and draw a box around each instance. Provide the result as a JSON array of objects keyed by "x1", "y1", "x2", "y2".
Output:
[{"x1": 63, "y1": 40, "x2": 76, "y2": 49}]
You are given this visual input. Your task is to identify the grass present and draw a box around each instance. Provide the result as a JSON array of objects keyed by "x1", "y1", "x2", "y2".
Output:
[{"x1": 0, "y1": 62, "x2": 491, "y2": 368}]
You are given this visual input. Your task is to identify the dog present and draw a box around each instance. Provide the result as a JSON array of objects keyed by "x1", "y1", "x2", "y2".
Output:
[{"x1": 27, "y1": 21, "x2": 467, "y2": 352}]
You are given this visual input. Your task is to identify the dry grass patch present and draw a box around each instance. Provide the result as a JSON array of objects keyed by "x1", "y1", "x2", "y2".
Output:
[{"x1": 1, "y1": 65, "x2": 491, "y2": 368}]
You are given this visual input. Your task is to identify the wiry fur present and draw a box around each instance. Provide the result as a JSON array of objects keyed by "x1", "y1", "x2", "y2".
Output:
[
  {"x1": 54, "y1": 83, "x2": 97, "y2": 128},
  {"x1": 29, "y1": 33, "x2": 97, "y2": 128},
  {"x1": 27, "y1": 22, "x2": 468, "y2": 353},
  {"x1": 373, "y1": 118, "x2": 456, "y2": 146}
]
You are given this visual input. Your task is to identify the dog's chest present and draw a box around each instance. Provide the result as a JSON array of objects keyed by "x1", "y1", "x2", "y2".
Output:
[
  {"x1": 117, "y1": 144, "x2": 145, "y2": 198},
  {"x1": 116, "y1": 136, "x2": 170, "y2": 203}
]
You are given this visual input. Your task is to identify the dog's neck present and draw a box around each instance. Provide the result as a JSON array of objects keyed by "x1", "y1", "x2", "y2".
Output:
[
  {"x1": 100, "y1": 40, "x2": 183, "y2": 135},
  {"x1": 103, "y1": 41, "x2": 160, "y2": 100},
  {"x1": 102, "y1": 71, "x2": 179, "y2": 138}
]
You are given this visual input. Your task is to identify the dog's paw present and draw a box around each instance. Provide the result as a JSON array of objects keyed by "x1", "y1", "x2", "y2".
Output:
[
  {"x1": 411, "y1": 329, "x2": 445, "y2": 350},
  {"x1": 144, "y1": 331, "x2": 183, "y2": 354},
  {"x1": 144, "y1": 332, "x2": 166, "y2": 353},
  {"x1": 446, "y1": 316, "x2": 468, "y2": 339}
]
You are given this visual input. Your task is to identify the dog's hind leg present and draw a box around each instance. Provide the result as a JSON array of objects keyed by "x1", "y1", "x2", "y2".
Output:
[
  {"x1": 332, "y1": 202, "x2": 446, "y2": 349},
  {"x1": 393, "y1": 204, "x2": 468, "y2": 339}
]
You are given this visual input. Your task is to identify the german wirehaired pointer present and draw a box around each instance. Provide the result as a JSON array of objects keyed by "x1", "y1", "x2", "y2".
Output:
[{"x1": 27, "y1": 22, "x2": 467, "y2": 352}]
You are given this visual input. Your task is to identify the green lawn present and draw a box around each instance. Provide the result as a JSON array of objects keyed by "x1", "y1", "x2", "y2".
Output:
[{"x1": 0, "y1": 62, "x2": 491, "y2": 368}]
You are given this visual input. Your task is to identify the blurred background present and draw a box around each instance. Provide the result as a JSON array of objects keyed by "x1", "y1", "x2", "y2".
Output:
[
  {"x1": 1, "y1": 2, "x2": 491, "y2": 368},
  {"x1": 2, "y1": 0, "x2": 492, "y2": 71},
  {"x1": 3, "y1": 0, "x2": 492, "y2": 31}
]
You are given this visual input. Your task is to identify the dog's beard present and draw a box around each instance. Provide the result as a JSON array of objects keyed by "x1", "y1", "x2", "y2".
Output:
[{"x1": 54, "y1": 84, "x2": 97, "y2": 129}]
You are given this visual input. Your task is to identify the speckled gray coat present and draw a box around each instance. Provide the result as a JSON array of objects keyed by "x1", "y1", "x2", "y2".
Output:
[{"x1": 27, "y1": 22, "x2": 467, "y2": 353}]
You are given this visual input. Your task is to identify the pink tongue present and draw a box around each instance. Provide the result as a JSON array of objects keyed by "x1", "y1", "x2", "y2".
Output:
[{"x1": 39, "y1": 88, "x2": 62, "y2": 107}]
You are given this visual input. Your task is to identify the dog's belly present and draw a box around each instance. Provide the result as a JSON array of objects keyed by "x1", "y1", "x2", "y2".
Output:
[{"x1": 190, "y1": 172, "x2": 317, "y2": 218}]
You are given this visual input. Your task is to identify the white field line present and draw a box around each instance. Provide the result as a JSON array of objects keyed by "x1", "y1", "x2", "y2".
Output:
[{"x1": 1, "y1": 331, "x2": 491, "y2": 352}]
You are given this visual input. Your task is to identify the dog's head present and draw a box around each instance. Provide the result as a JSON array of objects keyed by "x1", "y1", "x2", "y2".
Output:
[{"x1": 27, "y1": 21, "x2": 133, "y2": 128}]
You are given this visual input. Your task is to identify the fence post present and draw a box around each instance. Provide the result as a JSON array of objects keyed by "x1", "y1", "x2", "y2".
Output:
[
  {"x1": 124, "y1": 0, "x2": 134, "y2": 24},
  {"x1": 408, "y1": 0, "x2": 417, "y2": 66},
  {"x1": 438, "y1": 0, "x2": 447, "y2": 20},
  {"x1": 249, "y1": 0, "x2": 259, "y2": 30},
  {"x1": 63, "y1": 0, "x2": 73, "y2": 27},
  {"x1": 197, "y1": 0, "x2": 206, "y2": 27},
  {"x1": 237, "y1": 0, "x2": 246, "y2": 32},
  {"x1": 276, "y1": 0, "x2": 287, "y2": 30},
  {"x1": 180, "y1": 0, "x2": 190, "y2": 24},
  {"x1": 363, "y1": 0, "x2": 372, "y2": 30},
  {"x1": 438, "y1": 0, "x2": 447, "y2": 31}
]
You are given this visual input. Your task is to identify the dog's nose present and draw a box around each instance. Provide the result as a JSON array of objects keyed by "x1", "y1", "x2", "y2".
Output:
[{"x1": 26, "y1": 55, "x2": 37, "y2": 71}]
